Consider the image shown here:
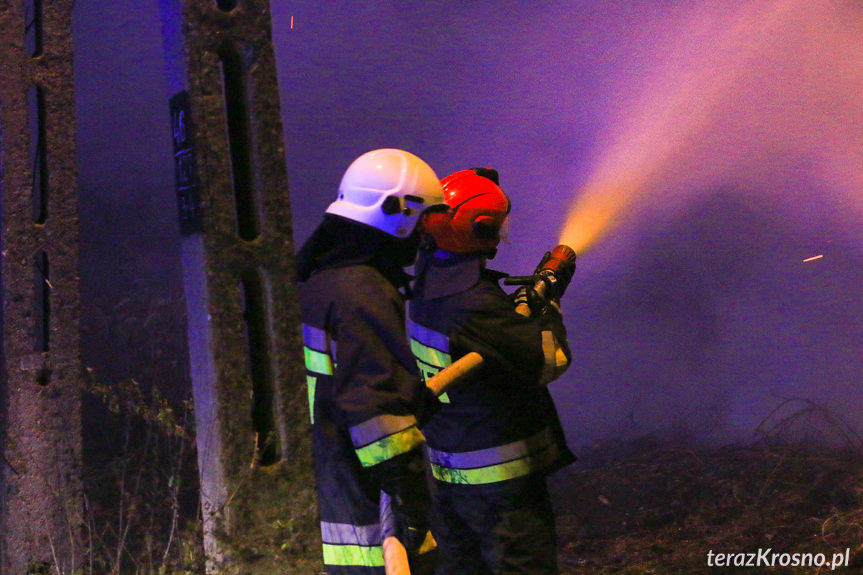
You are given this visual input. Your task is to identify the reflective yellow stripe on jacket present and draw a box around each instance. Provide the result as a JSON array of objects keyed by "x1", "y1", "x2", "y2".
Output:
[
  {"x1": 349, "y1": 414, "x2": 425, "y2": 467},
  {"x1": 407, "y1": 320, "x2": 452, "y2": 402},
  {"x1": 409, "y1": 320, "x2": 562, "y2": 485},
  {"x1": 303, "y1": 324, "x2": 423, "y2": 466},
  {"x1": 426, "y1": 427, "x2": 560, "y2": 485},
  {"x1": 302, "y1": 324, "x2": 334, "y2": 424},
  {"x1": 320, "y1": 521, "x2": 385, "y2": 568}
]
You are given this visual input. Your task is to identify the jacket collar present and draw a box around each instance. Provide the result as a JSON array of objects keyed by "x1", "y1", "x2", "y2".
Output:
[{"x1": 413, "y1": 250, "x2": 506, "y2": 299}]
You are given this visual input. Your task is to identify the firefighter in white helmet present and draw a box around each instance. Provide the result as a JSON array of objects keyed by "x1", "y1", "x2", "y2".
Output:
[
  {"x1": 408, "y1": 168, "x2": 575, "y2": 574},
  {"x1": 297, "y1": 149, "x2": 446, "y2": 574}
]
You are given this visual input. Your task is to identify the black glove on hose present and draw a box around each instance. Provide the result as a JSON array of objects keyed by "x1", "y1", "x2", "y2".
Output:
[
  {"x1": 378, "y1": 454, "x2": 433, "y2": 554},
  {"x1": 415, "y1": 384, "x2": 442, "y2": 429}
]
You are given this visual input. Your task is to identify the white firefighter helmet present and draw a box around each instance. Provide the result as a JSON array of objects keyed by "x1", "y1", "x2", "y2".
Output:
[{"x1": 326, "y1": 148, "x2": 446, "y2": 238}]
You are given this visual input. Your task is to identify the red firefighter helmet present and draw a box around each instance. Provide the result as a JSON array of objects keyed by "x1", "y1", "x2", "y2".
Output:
[{"x1": 423, "y1": 168, "x2": 511, "y2": 254}]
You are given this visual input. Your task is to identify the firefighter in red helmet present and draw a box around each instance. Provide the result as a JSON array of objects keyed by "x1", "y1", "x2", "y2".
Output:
[
  {"x1": 297, "y1": 149, "x2": 445, "y2": 574},
  {"x1": 409, "y1": 168, "x2": 575, "y2": 574}
]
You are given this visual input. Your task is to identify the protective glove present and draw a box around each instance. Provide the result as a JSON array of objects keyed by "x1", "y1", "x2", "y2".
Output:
[
  {"x1": 378, "y1": 455, "x2": 433, "y2": 554},
  {"x1": 512, "y1": 283, "x2": 557, "y2": 317},
  {"x1": 414, "y1": 384, "x2": 442, "y2": 429}
]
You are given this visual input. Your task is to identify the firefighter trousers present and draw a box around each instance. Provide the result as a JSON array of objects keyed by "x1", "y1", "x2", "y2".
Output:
[{"x1": 431, "y1": 474, "x2": 558, "y2": 575}]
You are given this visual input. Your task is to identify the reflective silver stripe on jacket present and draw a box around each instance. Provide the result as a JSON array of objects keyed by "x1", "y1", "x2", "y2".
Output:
[{"x1": 539, "y1": 329, "x2": 570, "y2": 385}]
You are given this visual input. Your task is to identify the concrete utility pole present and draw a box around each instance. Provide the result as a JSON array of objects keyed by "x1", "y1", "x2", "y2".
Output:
[
  {"x1": 159, "y1": 1, "x2": 317, "y2": 573},
  {"x1": 0, "y1": 0, "x2": 85, "y2": 573}
]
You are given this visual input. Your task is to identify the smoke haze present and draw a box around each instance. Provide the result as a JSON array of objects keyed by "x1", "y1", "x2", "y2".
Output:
[
  {"x1": 560, "y1": 0, "x2": 863, "y2": 257},
  {"x1": 71, "y1": 0, "x2": 863, "y2": 453}
]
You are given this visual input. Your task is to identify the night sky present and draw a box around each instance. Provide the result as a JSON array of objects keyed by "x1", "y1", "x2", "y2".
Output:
[{"x1": 73, "y1": 0, "x2": 863, "y2": 454}]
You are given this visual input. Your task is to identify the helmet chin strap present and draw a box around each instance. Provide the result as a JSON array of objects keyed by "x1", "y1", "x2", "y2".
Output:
[{"x1": 390, "y1": 229, "x2": 422, "y2": 267}]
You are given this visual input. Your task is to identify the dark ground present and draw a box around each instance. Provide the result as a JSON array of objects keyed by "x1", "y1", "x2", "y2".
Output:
[
  {"x1": 82, "y1": 290, "x2": 863, "y2": 575},
  {"x1": 551, "y1": 435, "x2": 863, "y2": 574}
]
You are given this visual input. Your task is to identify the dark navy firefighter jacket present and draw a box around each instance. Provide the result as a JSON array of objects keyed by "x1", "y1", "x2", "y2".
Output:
[
  {"x1": 301, "y1": 263, "x2": 433, "y2": 574},
  {"x1": 408, "y1": 251, "x2": 575, "y2": 490}
]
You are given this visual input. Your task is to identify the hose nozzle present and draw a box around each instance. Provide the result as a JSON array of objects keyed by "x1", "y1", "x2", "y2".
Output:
[{"x1": 505, "y1": 244, "x2": 576, "y2": 316}]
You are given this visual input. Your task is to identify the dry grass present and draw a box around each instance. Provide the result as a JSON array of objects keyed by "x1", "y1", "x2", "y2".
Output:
[{"x1": 552, "y1": 436, "x2": 863, "y2": 574}]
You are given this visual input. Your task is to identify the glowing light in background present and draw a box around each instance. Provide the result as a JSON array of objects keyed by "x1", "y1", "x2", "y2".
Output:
[
  {"x1": 559, "y1": 0, "x2": 863, "y2": 255},
  {"x1": 803, "y1": 255, "x2": 824, "y2": 263}
]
